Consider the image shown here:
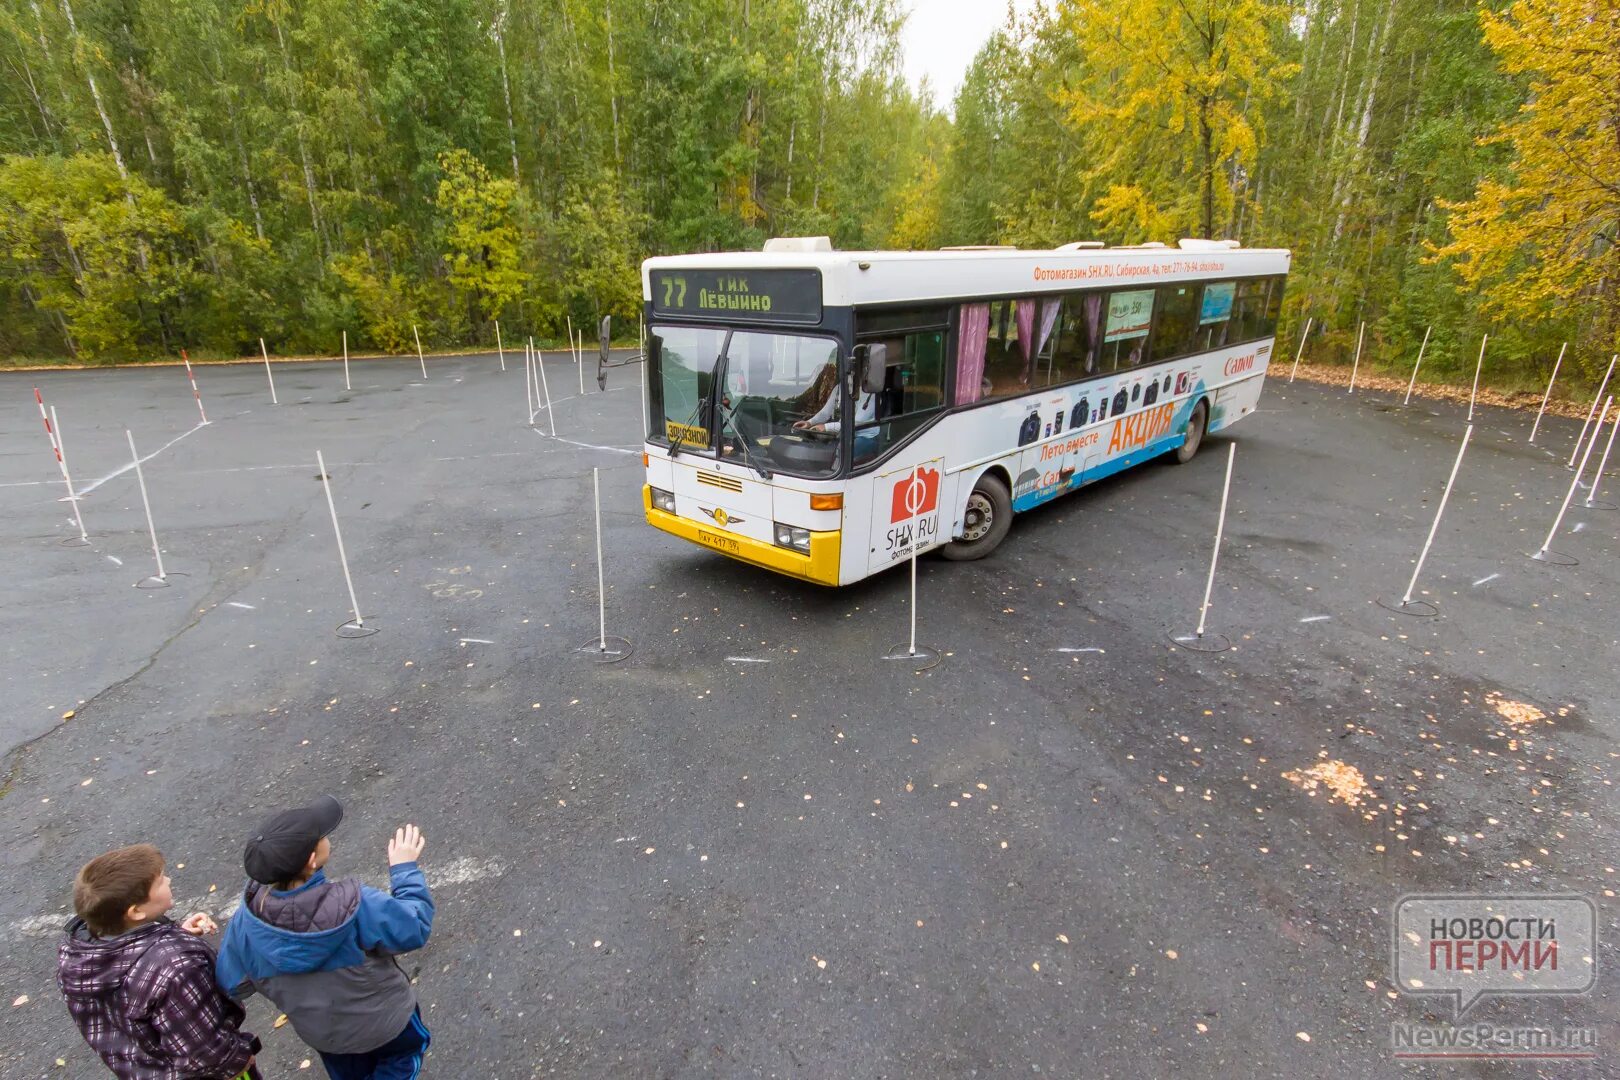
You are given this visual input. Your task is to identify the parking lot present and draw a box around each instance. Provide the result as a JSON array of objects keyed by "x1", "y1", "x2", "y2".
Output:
[{"x1": 1, "y1": 351, "x2": 1616, "y2": 1078}]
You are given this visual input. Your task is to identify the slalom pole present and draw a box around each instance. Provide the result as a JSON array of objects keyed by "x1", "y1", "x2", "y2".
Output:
[
  {"x1": 495, "y1": 319, "x2": 506, "y2": 372},
  {"x1": 1467, "y1": 334, "x2": 1488, "y2": 422},
  {"x1": 1568, "y1": 354, "x2": 1617, "y2": 468},
  {"x1": 1346, "y1": 321, "x2": 1365, "y2": 394},
  {"x1": 593, "y1": 467, "x2": 606, "y2": 651},
  {"x1": 317, "y1": 449, "x2": 365, "y2": 631},
  {"x1": 1287, "y1": 316, "x2": 1313, "y2": 383},
  {"x1": 1400, "y1": 425, "x2": 1472, "y2": 607},
  {"x1": 1535, "y1": 397, "x2": 1611, "y2": 562},
  {"x1": 1196, "y1": 442, "x2": 1237, "y2": 638},
  {"x1": 524, "y1": 338, "x2": 535, "y2": 423},
  {"x1": 181, "y1": 350, "x2": 208, "y2": 424},
  {"x1": 1528, "y1": 342, "x2": 1565, "y2": 443},
  {"x1": 1402, "y1": 326, "x2": 1431, "y2": 406},
  {"x1": 576, "y1": 330, "x2": 585, "y2": 395},
  {"x1": 537, "y1": 336, "x2": 556, "y2": 436},
  {"x1": 412, "y1": 324, "x2": 428, "y2": 379},
  {"x1": 1584, "y1": 410, "x2": 1620, "y2": 509},
  {"x1": 127, "y1": 429, "x2": 167, "y2": 583},
  {"x1": 50, "y1": 406, "x2": 88, "y2": 544},
  {"x1": 342, "y1": 330, "x2": 351, "y2": 392},
  {"x1": 259, "y1": 338, "x2": 278, "y2": 404}
]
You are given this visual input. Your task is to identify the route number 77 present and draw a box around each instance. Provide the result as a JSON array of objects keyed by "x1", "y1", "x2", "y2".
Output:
[{"x1": 661, "y1": 276, "x2": 687, "y2": 308}]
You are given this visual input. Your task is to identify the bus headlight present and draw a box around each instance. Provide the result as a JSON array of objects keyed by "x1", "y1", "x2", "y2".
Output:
[
  {"x1": 651, "y1": 487, "x2": 676, "y2": 513},
  {"x1": 774, "y1": 523, "x2": 811, "y2": 553}
]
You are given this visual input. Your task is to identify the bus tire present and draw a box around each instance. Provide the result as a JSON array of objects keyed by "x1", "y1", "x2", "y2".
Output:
[
  {"x1": 942, "y1": 473, "x2": 1012, "y2": 561},
  {"x1": 1173, "y1": 399, "x2": 1209, "y2": 465}
]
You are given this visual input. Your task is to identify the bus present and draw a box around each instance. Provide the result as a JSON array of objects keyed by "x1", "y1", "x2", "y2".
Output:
[{"x1": 638, "y1": 237, "x2": 1289, "y2": 586}]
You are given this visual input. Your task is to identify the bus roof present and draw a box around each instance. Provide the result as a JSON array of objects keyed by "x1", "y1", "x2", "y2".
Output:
[{"x1": 642, "y1": 240, "x2": 1292, "y2": 309}]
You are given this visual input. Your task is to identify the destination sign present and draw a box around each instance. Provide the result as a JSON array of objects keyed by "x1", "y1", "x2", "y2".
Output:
[{"x1": 650, "y1": 268, "x2": 822, "y2": 324}]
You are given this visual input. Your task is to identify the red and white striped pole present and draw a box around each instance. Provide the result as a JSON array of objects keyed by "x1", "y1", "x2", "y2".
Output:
[
  {"x1": 35, "y1": 387, "x2": 61, "y2": 459},
  {"x1": 181, "y1": 349, "x2": 209, "y2": 425}
]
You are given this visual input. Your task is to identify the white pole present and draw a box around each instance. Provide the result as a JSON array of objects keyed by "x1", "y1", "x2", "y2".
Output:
[
  {"x1": 1528, "y1": 342, "x2": 1565, "y2": 443},
  {"x1": 1287, "y1": 316, "x2": 1313, "y2": 383},
  {"x1": 537, "y1": 337, "x2": 556, "y2": 436},
  {"x1": 259, "y1": 337, "x2": 278, "y2": 405},
  {"x1": 1195, "y1": 442, "x2": 1236, "y2": 638},
  {"x1": 1568, "y1": 354, "x2": 1618, "y2": 468},
  {"x1": 1402, "y1": 424, "x2": 1473, "y2": 605},
  {"x1": 566, "y1": 316, "x2": 575, "y2": 392},
  {"x1": 1346, "y1": 321, "x2": 1365, "y2": 393},
  {"x1": 908, "y1": 550, "x2": 919, "y2": 656},
  {"x1": 412, "y1": 324, "x2": 428, "y2": 379},
  {"x1": 593, "y1": 467, "x2": 606, "y2": 650},
  {"x1": 1402, "y1": 326, "x2": 1431, "y2": 406},
  {"x1": 342, "y1": 330, "x2": 351, "y2": 392},
  {"x1": 126, "y1": 429, "x2": 165, "y2": 580},
  {"x1": 1584, "y1": 410, "x2": 1619, "y2": 508},
  {"x1": 181, "y1": 350, "x2": 208, "y2": 424},
  {"x1": 50, "y1": 406, "x2": 88, "y2": 542},
  {"x1": 576, "y1": 330, "x2": 585, "y2": 395},
  {"x1": 316, "y1": 450, "x2": 364, "y2": 628},
  {"x1": 495, "y1": 319, "x2": 506, "y2": 372},
  {"x1": 1539, "y1": 397, "x2": 1611, "y2": 557},
  {"x1": 524, "y1": 338, "x2": 535, "y2": 423},
  {"x1": 1467, "y1": 333, "x2": 1488, "y2": 422}
]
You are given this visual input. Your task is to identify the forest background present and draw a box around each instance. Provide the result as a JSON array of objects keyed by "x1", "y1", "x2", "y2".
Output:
[{"x1": 1, "y1": 0, "x2": 1614, "y2": 397}]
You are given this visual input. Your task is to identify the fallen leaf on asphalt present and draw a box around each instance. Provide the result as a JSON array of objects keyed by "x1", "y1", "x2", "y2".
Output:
[
  {"x1": 905, "y1": 782, "x2": 914, "y2": 792},
  {"x1": 274, "y1": 1014, "x2": 289, "y2": 1029},
  {"x1": 1056, "y1": 934, "x2": 1069, "y2": 944},
  {"x1": 62, "y1": 710, "x2": 75, "y2": 720},
  {"x1": 1296, "y1": 1032, "x2": 1311, "y2": 1043},
  {"x1": 813, "y1": 956, "x2": 826, "y2": 969},
  {"x1": 80, "y1": 779, "x2": 92, "y2": 787},
  {"x1": 299, "y1": 1060, "x2": 311, "y2": 1069},
  {"x1": 1282, "y1": 759, "x2": 1369, "y2": 807},
  {"x1": 643, "y1": 847, "x2": 655, "y2": 854},
  {"x1": 593, "y1": 940, "x2": 602, "y2": 948},
  {"x1": 1196, "y1": 1022, "x2": 1208, "y2": 1034},
  {"x1": 1031, "y1": 962, "x2": 1040, "y2": 972},
  {"x1": 11, "y1": 995, "x2": 28, "y2": 1007},
  {"x1": 1165, "y1": 949, "x2": 1178, "y2": 960}
]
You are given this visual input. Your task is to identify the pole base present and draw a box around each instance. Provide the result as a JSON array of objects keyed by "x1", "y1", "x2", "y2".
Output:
[
  {"x1": 135, "y1": 575, "x2": 172, "y2": 589},
  {"x1": 60, "y1": 535, "x2": 91, "y2": 548},
  {"x1": 1377, "y1": 596, "x2": 1438, "y2": 617},
  {"x1": 1167, "y1": 630, "x2": 1231, "y2": 653},
  {"x1": 1581, "y1": 498, "x2": 1618, "y2": 511},
  {"x1": 336, "y1": 617, "x2": 380, "y2": 639},
  {"x1": 1527, "y1": 548, "x2": 1578, "y2": 566},
  {"x1": 883, "y1": 643, "x2": 941, "y2": 671},
  {"x1": 579, "y1": 635, "x2": 633, "y2": 664}
]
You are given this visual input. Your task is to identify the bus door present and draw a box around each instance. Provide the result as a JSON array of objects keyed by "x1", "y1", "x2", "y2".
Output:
[{"x1": 868, "y1": 456, "x2": 945, "y2": 575}]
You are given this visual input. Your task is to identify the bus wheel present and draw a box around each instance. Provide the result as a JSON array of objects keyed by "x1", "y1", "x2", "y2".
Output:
[
  {"x1": 1173, "y1": 400, "x2": 1208, "y2": 464},
  {"x1": 941, "y1": 473, "x2": 1012, "y2": 561}
]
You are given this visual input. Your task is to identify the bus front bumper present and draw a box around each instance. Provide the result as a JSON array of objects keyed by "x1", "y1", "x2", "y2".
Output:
[{"x1": 643, "y1": 486, "x2": 841, "y2": 586}]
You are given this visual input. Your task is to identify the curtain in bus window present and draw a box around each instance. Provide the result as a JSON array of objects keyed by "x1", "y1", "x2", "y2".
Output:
[
  {"x1": 1022, "y1": 299, "x2": 1064, "y2": 386},
  {"x1": 955, "y1": 303, "x2": 990, "y2": 405},
  {"x1": 1101, "y1": 288, "x2": 1154, "y2": 371}
]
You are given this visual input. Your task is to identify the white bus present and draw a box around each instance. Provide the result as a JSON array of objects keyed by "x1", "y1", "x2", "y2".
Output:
[{"x1": 639, "y1": 237, "x2": 1289, "y2": 586}]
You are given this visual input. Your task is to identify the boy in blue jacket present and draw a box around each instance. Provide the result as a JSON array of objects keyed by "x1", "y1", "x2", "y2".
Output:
[{"x1": 216, "y1": 796, "x2": 433, "y2": 1080}]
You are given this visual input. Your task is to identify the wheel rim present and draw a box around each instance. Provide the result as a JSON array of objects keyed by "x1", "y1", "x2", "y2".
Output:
[
  {"x1": 962, "y1": 492, "x2": 994, "y2": 542},
  {"x1": 1184, "y1": 407, "x2": 1205, "y2": 455}
]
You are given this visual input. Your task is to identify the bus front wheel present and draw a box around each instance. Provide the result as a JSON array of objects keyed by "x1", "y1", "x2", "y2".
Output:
[
  {"x1": 1173, "y1": 400, "x2": 1209, "y2": 464},
  {"x1": 942, "y1": 473, "x2": 1012, "y2": 561}
]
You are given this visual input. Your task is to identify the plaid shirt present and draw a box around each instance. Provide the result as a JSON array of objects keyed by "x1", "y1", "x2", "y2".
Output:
[{"x1": 58, "y1": 917, "x2": 260, "y2": 1080}]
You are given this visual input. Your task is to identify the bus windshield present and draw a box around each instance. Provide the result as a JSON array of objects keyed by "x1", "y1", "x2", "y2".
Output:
[{"x1": 649, "y1": 324, "x2": 845, "y2": 478}]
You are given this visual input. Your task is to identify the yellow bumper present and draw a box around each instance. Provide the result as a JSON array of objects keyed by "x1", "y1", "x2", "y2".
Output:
[{"x1": 643, "y1": 486, "x2": 842, "y2": 585}]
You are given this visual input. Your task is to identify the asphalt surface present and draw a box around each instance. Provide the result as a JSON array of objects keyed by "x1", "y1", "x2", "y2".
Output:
[{"x1": 1, "y1": 351, "x2": 1616, "y2": 1078}]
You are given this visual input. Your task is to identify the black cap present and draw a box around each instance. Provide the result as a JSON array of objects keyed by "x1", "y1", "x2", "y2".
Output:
[{"x1": 243, "y1": 795, "x2": 343, "y2": 884}]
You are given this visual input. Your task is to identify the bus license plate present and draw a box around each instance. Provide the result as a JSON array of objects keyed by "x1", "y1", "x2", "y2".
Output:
[{"x1": 697, "y1": 529, "x2": 740, "y2": 554}]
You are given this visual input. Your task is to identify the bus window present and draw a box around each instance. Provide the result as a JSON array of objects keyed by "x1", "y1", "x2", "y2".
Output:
[
  {"x1": 1195, "y1": 281, "x2": 1235, "y2": 351},
  {"x1": 1262, "y1": 275, "x2": 1284, "y2": 337},
  {"x1": 1150, "y1": 284, "x2": 1200, "y2": 364},
  {"x1": 1101, "y1": 288, "x2": 1154, "y2": 371},
  {"x1": 980, "y1": 298, "x2": 1061, "y2": 399},
  {"x1": 1229, "y1": 278, "x2": 1272, "y2": 343},
  {"x1": 955, "y1": 303, "x2": 990, "y2": 405},
  {"x1": 853, "y1": 328, "x2": 946, "y2": 464},
  {"x1": 1047, "y1": 293, "x2": 1102, "y2": 385}
]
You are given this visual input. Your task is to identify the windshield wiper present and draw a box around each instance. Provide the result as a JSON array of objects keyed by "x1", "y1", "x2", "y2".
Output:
[
  {"x1": 716, "y1": 399, "x2": 771, "y2": 479},
  {"x1": 668, "y1": 329, "x2": 733, "y2": 460}
]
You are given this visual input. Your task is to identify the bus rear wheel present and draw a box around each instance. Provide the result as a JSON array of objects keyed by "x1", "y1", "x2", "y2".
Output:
[
  {"x1": 1173, "y1": 399, "x2": 1208, "y2": 464},
  {"x1": 942, "y1": 473, "x2": 1012, "y2": 561}
]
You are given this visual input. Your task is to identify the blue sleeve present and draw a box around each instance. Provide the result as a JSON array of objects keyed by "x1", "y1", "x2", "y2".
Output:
[
  {"x1": 355, "y1": 862, "x2": 434, "y2": 955},
  {"x1": 213, "y1": 917, "x2": 254, "y2": 999}
]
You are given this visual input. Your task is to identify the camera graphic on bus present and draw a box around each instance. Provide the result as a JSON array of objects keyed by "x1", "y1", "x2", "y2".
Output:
[{"x1": 890, "y1": 467, "x2": 941, "y2": 523}]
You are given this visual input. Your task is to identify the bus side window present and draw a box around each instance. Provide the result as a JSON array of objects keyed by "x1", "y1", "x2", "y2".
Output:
[
  {"x1": 1151, "y1": 284, "x2": 1199, "y2": 364},
  {"x1": 1049, "y1": 293, "x2": 1102, "y2": 386},
  {"x1": 1196, "y1": 281, "x2": 1236, "y2": 351},
  {"x1": 1262, "y1": 275, "x2": 1285, "y2": 337},
  {"x1": 1230, "y1": 278, "x2": 1271, "y2": 343},
  {"x1": 853, "y1": 328, "x2": 946, "y2": 464},
  {"x1": 1100, "y1": 288, "x2": 1154, "y2": 372}
]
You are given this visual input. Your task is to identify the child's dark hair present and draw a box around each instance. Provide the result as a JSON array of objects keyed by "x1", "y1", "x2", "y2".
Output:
[{"x1": 74, "y1": 844, "x2": 163, "y2": 937}]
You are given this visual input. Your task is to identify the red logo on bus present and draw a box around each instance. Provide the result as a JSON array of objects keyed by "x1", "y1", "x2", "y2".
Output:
[
  {"x1": 891, "y1": 467, "x2": 940, "y2": 523},
  {"x1": 1224, "y1": 353, "x2": 1256, "y2": 376}
]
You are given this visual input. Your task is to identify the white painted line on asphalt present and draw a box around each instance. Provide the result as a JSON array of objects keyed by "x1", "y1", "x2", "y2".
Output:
[
  {"x1": 529, "y1": 429, "x2": 640, "y2": 456},
  {"x1": 1298, "y1": 615, "x2": 1332, "y2": 623},
  {"x1": 1473, "y1": 573, "x2": 1500, "y2": 587},
  {"x1": 1052, "y1": 647, "x2": 1106, "y2": 653},
  {"x1": 227, "y1": 601, "x2": 255, "y2": 610},
  {"x1": 76, "y1": 421, "x2": 209, "y2": 496},
  {"x1": 105, "y1": 555, "x2": 123, "y2": 566},
  {"x1": 12, "y1": 857, "x2": 505, "y2": 937},
  {"x1": 458, "y1": 637, "x2": 494, "y2": 645},
  {"x1": 726, "y1": 656, "x2": 770, "y2": 664}
]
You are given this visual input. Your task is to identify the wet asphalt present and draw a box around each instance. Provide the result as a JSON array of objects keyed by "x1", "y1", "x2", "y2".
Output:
[{"x1": 0, "y1": 352, "x2": 1616, "y2": 1078}]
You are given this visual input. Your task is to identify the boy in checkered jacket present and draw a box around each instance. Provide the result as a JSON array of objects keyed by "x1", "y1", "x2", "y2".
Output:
[{"x1": 58, "y1": 843, "x2": 261, "y2": 1079}]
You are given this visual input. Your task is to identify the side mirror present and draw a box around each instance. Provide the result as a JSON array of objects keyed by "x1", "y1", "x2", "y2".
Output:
[
  {"x1": 596, "y1": 315, "x2": 611, "y2": 391},
  {"x1": 860, "y1": 343, "x2": 887, "y2": 394}
]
